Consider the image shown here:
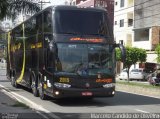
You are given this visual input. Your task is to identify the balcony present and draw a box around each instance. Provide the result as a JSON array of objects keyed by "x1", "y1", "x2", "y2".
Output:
[
  {"x1": 127, "y1": 12, "x2": 133, "y2": 27},
  {"x1": 128, "y1": 19, "x2": 133, "y2": 27},
  {"x1": 127, "y1": 0, "x2": 133, "y2": 7}
]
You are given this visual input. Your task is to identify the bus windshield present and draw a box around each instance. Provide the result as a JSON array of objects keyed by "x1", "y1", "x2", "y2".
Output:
[
  {"x1": 55, "y1": 43, "x2": 114, "y2": 76},
  {"x1": 55, "y1": 9, "x2": 108, "y2": 36}
]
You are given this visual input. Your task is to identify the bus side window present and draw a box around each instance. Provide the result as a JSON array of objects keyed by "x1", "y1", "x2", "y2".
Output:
[
  {"x1": 43, "y1": 10, "x2": 52, "y2": 32},
  {"x1": 46, "y1": 49, "x2": 54, "y2": 72},
  {"x1": 36, "y1": 13, "x2": 42, "y2": 33},
  {"x1": 46, "y1": 41, "x2": 55, "y2": 72}
]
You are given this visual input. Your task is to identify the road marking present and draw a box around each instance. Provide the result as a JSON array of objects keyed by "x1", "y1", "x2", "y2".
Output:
[
  {"x1": 0, "y1": 84, "x2": 60, "y2": 119},
  {"x1": 135, "y1": 109, "x2": 149, "y2": 113},
  {"x1": 117, "y1": 89, "x2": 160, "y2": 99}
]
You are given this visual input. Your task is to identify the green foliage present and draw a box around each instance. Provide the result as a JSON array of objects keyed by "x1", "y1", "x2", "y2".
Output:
[
  {"x1": 0, "y1": 33, "x2": 6, "y2": 40},
  {"x1": 155, "y1": 44, "x2": 160, "y2": 63},
  {"x1": 0, "y1": 0, "x2": 9, "y2": 20},
  {"x1": 139, "y1": 48, "x2": 147, "y2": 62},
  {"x1": 116, "y1": 48, "x2": 121, "y2": 61},
  {"x1": 116, "y1": 47, "x2": 147, "y2": 82},
  {"x1": 116, "y1": 47, "x2": 147, "y2": 68}
]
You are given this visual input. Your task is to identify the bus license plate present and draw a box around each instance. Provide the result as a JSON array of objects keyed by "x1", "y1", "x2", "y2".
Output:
[{"x1": 82, "y1": 92, "x2": 92, "y2": 96}]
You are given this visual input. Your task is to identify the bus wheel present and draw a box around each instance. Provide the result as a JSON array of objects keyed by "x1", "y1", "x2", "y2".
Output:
[
  {"x1": 10, "y1": 70, "x2": 15, "y2": 87},
  {"x1": 31, "y1": 75, "x2": 39, "y2": 97},
  {"x1": 11, "y1": 76, "x2": 15, "y2": 87},
  {"x1": 38, "y1": 80, "x2": 47, "y2": 100},
  {"x1": 11, "y1": 76, "x2": 19, "y2": 88}
]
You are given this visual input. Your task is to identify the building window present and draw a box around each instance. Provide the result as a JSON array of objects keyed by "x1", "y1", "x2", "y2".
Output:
[
  {"x1": 134, "y1": 29, "x2": 149, "y2": 41},
  {"x1": 120, "y1": 19, "x2": 124, "y2": 27},
  {"x1": 115, "y1": 1, "x2": 118, "y2": 5},
  {"x1": 72, "y1": 1, "x2": 76, "y2": 5},
  {"x1": 120, "y1": 0, "x2": 125, "y2": 7},
  {"x1": 128, "y1": 19, "x2": 133, "y2": 27},
  {"x1": 115, "y1": 21, "x2": 117, "y2": 25}
]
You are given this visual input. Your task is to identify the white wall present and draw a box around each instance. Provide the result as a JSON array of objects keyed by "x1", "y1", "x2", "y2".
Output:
[{"x1": 114, "y1": 0, "x2": 134, "y2": 46}]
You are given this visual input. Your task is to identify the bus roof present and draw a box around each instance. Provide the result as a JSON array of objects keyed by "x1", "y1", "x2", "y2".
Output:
[
  {"x1": 8, "y1": 5, "x2": 108, "y2": 32},
  {"x1": 53, "y1": 5, "x2": 107, "y2": 12}
]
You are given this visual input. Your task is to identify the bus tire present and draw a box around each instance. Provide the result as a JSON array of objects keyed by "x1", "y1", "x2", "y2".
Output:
[
  {"x1": 38, "y1": 79, "x2": 47, "y2": 100},
  {"x1": 11, "y1": 76, "x2": 15, "y2": 87},
  {"x1": 31, "y1": 74, "x2": 39, "y2": 97},
  {"x1": 11, "y1": 71, "x2": 19, "y2": 88}
]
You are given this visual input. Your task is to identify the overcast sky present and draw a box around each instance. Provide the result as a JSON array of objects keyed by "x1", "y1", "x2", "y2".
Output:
[
  {"x1": 44, "y1": 0, "x2": 66, "y2": 8},
  {"x1": 50, "y1": 0, "x2": 66, "y2": 5}
]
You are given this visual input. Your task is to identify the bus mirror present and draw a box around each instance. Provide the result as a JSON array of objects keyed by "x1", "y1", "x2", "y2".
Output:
[
  {"x1": 115, "y1": 44, "x2": 126, "y2": 63},
  {"x1": 49, "y1": 41, "x2": 57, "y2": 53}
]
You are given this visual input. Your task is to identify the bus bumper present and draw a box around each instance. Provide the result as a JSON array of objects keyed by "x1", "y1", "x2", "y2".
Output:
[{"x1": 51, "y1": 87, "x2": 115, "y2": 98}]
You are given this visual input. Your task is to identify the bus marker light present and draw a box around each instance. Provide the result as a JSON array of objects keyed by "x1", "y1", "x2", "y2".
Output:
[
  {"x1": 55, "y1": 91, "x2": 59, "y2": 95},
  {"x1": 44, "y1": 84, "x2": 47, "y2": 89},
  {"x1": 112, "y1": 91, "x2": 115, "y2": 95},
  {"x1": 44, "y1": 76, "x2": 47, "y2": 81},
  {"x1": 47, "y1": 80, "x2": 51, "y2": 87}
]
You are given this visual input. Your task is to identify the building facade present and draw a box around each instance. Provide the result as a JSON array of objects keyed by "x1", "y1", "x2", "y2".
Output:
[
  {"x1": 134, "y1": 0, "x2": 160, "y2": 64},
  {"x1": 114, "y1": 0, "x2": 134, "y2": 46},
  {"x1": 77, "y1": 0, "x2": 114, "y2": 27},
  {"x1": 114, "y1": 0, "x2": 160, "y2": 71}
]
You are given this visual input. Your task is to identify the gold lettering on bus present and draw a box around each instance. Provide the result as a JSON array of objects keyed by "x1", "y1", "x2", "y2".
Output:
[
  {"x1": 31, "y1": 44, "x2": 36, "y2": 49},
  {"x1": 96, "y1": 78, "x2": 112, "y2": 83},
  {"x1": 36, "y1": 42, "x2": 42, "y2": 48},
  {"x1": 11, "y1": 43, "x2": 21, "y2": 52},
  {"x1": 59, "y1": 77, "x2": 70, "y2": 83},
  {"x1": 31, "y1": 42, "x2": 42, "y2": 49}
]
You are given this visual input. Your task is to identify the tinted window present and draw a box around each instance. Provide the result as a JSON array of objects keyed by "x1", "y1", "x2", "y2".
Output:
[
  {"x1": 56, "y1": 43, "x2": 114, "y2": 76},
  {"x1": 55, "y1": 9, "x2": 108, "y2": 36},
  {"x1": 36, "y1": 13, "x2": 42, "y2": 33},
  {"x1": 44, "y1": 10, "x2": 52, "y2": 32}
]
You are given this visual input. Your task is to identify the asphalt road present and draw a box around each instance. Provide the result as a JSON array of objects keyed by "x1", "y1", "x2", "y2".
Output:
[{"x1": 0, "y1": 69, "x2": 160, "y2": 119}]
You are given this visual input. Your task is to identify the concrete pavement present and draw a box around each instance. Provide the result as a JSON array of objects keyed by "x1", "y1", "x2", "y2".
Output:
[
  {"x1": 0, "y1": 68, "x2": 49, "y2": 119},
  {"x1": 0, "y1": 88, "x2": 48, "y2": 119}
]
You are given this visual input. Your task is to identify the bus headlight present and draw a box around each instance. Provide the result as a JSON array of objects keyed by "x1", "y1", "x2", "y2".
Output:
[
  {"x1": 103, "y1": 83, "x2": 115, "y2": 88},
  {"x1": 54, "y1": 83, "x2": 71, "y2": 88}
]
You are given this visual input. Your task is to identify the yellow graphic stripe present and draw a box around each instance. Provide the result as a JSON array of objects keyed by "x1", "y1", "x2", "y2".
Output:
[
  {"x1": 17, "y1": 24, "x2": 26, "y2": 83},
  {"x1": 8, "y1": 32, "x2": 11, "y2": 69}
]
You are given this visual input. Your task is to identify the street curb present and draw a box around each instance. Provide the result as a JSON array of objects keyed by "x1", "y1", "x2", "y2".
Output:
[{"x1": 0, "y1": 84, "x2": 60, "y2": 119}]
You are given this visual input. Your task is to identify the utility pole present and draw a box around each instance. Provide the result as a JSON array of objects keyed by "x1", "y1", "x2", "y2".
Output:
[{"x1": 38, "y1": 0, "x2": 51, "y2": 10}]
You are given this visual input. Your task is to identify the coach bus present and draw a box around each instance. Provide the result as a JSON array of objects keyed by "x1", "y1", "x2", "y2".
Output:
[{"x1": 7, "y1": 5, "x2": 125, "y2": 100}]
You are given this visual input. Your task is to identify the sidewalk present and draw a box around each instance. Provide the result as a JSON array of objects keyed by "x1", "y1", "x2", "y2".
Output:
[
  {"x1": 0, "y1": 68, "x2": 47, "y2": 119},
  {"x1": 0, "y1": 89, "x2": 46, "y2": 119}
]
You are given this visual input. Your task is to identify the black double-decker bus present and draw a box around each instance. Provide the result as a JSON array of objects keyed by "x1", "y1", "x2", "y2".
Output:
[{"x1": 7, "y1": 6, "x2": 125, "y2": 99}]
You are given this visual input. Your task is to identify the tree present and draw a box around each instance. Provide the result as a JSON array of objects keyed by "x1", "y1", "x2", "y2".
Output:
[
  {"x1": 0, "y1": 0, "x2": 9, "y2": 20},
  {"x1": 0, "y1": 0, "x2": 40, "y2": 20},
  {"x1": 155, "y1": 44, "x2": 160, "y2": 63},
  {"x1": 116, "y1": 47, "x2": 147, "y2": 82}
]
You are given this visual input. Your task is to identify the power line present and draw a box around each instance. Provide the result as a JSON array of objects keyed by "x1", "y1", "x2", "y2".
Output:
[
  {"x1": 38, "y1": 0, "x2": 50, "y2": 10},
  {"x1": 114, "y1": 1, "x2": 160, "y2": 28},
  {"x1": 114, "y1": 0, "x2": 152, "y2": 13}
]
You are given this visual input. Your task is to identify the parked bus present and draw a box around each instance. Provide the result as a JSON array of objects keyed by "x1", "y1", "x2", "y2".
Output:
[{"x1": 7, "y1": 5, "x2": 125, "y2": 100}]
